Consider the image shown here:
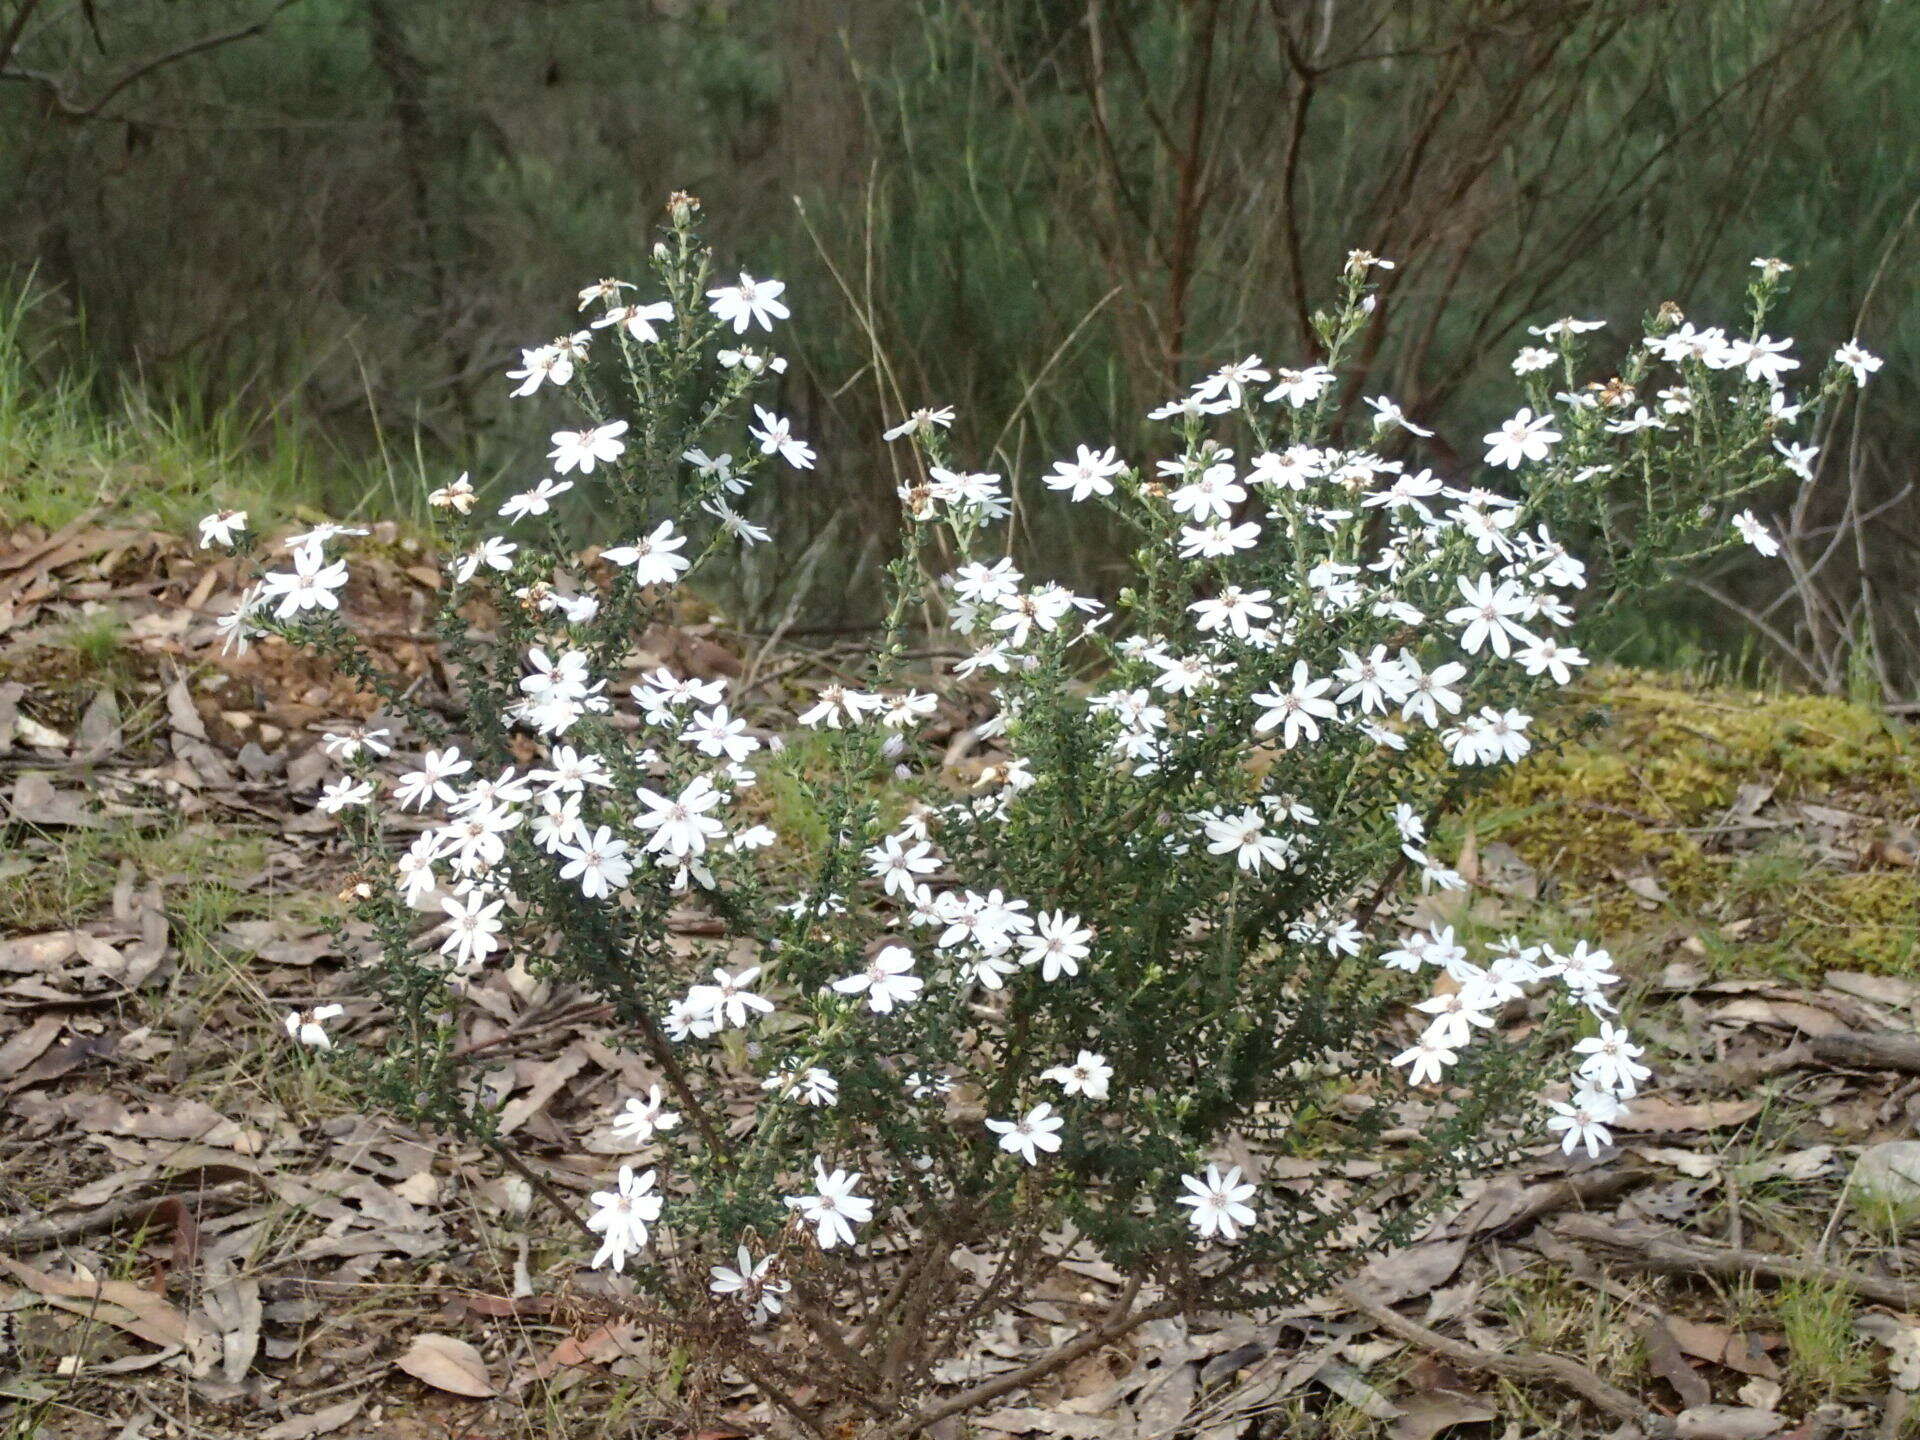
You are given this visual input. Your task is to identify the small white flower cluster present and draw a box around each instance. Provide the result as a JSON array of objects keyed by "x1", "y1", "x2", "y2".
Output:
[
  {"x1": 215, "y1": 522, "x2": 369, "y2": 653},
  {"x1": 1382, "y1": 926, "x2": 1646, "y2": 1154},
  {"x1": 214, "y1": 221, "x2": 1862, "y2": 1327}
]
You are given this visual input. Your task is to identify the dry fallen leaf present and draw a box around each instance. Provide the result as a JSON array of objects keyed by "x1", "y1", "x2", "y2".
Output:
[
  {"x1": 396, "y1": 1332, "x2": 495, "y2": 1397},
  {"x1": 1358, "y1": 1239, "x2": 1467, "y2": 1305},
  {"x1": 391, "y1": 1170, "x2": 441, "y2": 1206},
  {"x1": 75, "y1": 1095, "x2": 266, "y2": 1152},
  {"x1": 1896, "y1": 1332, "x2": 1920, "y2": 1391},
  {"x1": 495, "y1": 1046, "x2": 589, "y2": 1136},
  {"x1": 1851, "y1": 1142, "x2": 1920, "y2": 1206},
  {"x1": 0, "y1": 681, "x2": 22, "y2": 750},
  {"x1": 0, "y1": 932, "x2": 81, "y2": 974},
  {"x1": 9, "y1": 772, "x2": 103, "y2": 827},
  {"x1": 1673, "y1": 1402, "x2": 1785, "y2": 1439},
  {"x1": 533, "y1": 1321, "x2": 643, "y2": 1380},
  {"x1": 260, "y1": 1398, "x2": 365, "y2": 1440},
  {"x1": 1645, "y1": 1320, "x2": 1712, "y2": 1408},
  {"x1": 1665, "y1": 1316, "x2": 1782, "y2": 1380},
  {"x1": 1712, "y1": 997, "x2": 1851, "y2": 1037},
  {"x1": 164, "y1": 673, "x2": 209, "y2": 741},
  {"x1": 1824, "y1": 971, "x2": 1920, "y2": 1010},
  {"x1": 1125, "y1": 1361, "x2": 1198, "y2": 1440},
  {"x1": 1729, "y1": 1147, "x2": 1833, "y2": 1185},
  {"x1": 1857, "y1": 1313, "x2": 1920, "y2": 1391},
  {"x1": 13, "y1": 715, "x2": 69, "y2": 750},
  {"x1": 1313, "y1": 1360, "x2": 1403, "y2": 1420},
  {"x1": 76, "y1": 687, "x2": 122, "y2": 760},
  {"x1": 198, "y1": 1253, "x2": 263, "y2": 1384},
  {"x1": 1389, "y1": 1394, "x2": 1497, "y2": 1440},
  {"x1": 1631, "y1": 1145, "x2": 1722, "y2": 1179},
  {"x1": 1610, "y1": 1096, "x2": 1764, "y2": 1134},
  {"x1": 0, "y1": 1254, "x2": 217, "y2": 1362},
  {"x1": 0, "y1": 1014, "x2": 64, "y2": 1080},
  {"x1": 976, "y1": 1410, "x2": 1110, "y2": 1438}
]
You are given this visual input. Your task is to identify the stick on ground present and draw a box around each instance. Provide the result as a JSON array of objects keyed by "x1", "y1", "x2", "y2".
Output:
[
  {"x1": 1555, "y1": 1215, "x2": 1920, "y2": 1310},
  {"x1": 1336, "y1": 1279, "x2": 1678, "y2": 1438}
]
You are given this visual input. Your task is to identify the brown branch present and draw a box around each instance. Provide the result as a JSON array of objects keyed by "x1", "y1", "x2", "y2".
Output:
[
  {"x1": 451, "y1": 999, "x2": 612, "y2": 1060},
  {"x1": 486, "y1": 1141, "x2": 599, "y2": 1249},
  {"x1": 783, "y1": 1276, "x2": 890, "y2": 1413},
  {"x1": 1079, "y1": 3, "x2": 1159, "y2": 249},
  {"x1": 880, "y1": 1238, "x2": 965, "y2": 1389},
  {"x1": 1338, "y1": 1279, "x2": 1678, "y2": 1438},
  {"x1": 0, "y1": 1182, "x2": 252, "y2": 1254},
  {"x1": 728, "y1": 1350, "x2": 834, "y2": 1440},
  {"x1": 628, "y1": 1003, "x2": 735, "y2": 1167},
  {"x1": 1274, "y1": 41, "x2": 1319, "y2": 354},
  {"x1": 0, "y1": 0, "x2": 47, "y2": 76},
  {"x1": 1806, "y1": 1031, "x2": 1920, "y2": 1076},
  {"x1": 1162, "y1": 0, "x2": 1224, "y2": 378},
  {"x1": 851, "y1": 1225, "x2": 952, "y2": 1358},
  {"x1": 2, "y1": 0, "x2": 304, "y2": 119},
  {"x1": 1555, "y1": 1216, "x2": 1920, "y2": 1310},
  {"x1": 888, "y1": 1279, "x2": 1176, "y2": 1437},
  {"x1": 1474, "y1": 1163, "x2": 1657, "y2": 1238},
  {"x1": 583, "y1": 1293, "x2": 833, "y2": 1439}
]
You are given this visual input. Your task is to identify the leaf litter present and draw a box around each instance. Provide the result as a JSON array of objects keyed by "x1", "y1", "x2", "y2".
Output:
[{"x1": 1, "y1": 518, "x2": 1917, "y2": 1437}]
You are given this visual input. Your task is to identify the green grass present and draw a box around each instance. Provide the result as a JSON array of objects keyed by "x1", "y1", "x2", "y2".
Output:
[
  {"x1": 1775, "y1": 1276, "x2": 1879, "y2": 1404},
  {"x1": 0, "y1": 816, "x2": 267, "y2": 937},
  {"x1": 0, "y1": 283, "x2": 434, "y2": 538},
  {"x1": 49, "y1": 612, "x2": 130, "y2": 678}
]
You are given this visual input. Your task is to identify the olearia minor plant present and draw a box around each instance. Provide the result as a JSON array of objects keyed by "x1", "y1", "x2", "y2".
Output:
[{"x1": 203, "y1": 200, "x2": 1876, "y2": 1437}]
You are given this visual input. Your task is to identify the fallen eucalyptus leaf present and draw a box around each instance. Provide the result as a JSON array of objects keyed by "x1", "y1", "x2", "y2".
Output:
[{"x1": 395, "y1": 1332, "x2": 495, "y2": 1397}]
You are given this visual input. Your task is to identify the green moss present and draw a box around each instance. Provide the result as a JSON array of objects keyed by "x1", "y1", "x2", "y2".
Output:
[
  {"x1": 1475, "y1": 670, "x2": 1920, "y2": 981},
  {"x1": 1786, "y1": 872, "x2": 1920, "y2": 975}
]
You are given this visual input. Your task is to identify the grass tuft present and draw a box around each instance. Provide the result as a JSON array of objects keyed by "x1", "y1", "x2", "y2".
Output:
[{"x1": 0, "y1": 279, "x2": 434, "y2": 538}]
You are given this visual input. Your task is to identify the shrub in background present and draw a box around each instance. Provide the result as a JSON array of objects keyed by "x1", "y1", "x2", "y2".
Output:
[{"x1": 206, "y1": 198, "x2": 1866, "y2": 1435}]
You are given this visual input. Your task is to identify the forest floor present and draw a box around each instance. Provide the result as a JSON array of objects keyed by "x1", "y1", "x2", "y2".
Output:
[{"x1": 1, "y1": 513, "x2": 1917, "y2": 1440}]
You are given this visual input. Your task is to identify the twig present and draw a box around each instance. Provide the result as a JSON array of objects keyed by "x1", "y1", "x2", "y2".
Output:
[
  {"x1": 781, "y1": 1279, "x2": 889, "y2": 1413},
  {"x1": 486, "y1": 1142, "x2": 599, "y2": 1250},
  {"x1": 1806, "y1": 1031, "x2": 1920, "y2": 1076},
  {"x1": 269, "y1": 1370, "x2": 382, "y2": 1414},
  {"x1": 2, "y1": 0, "x2": 305, "y2": 120},
  {"x1": 887, "y1": 1280, "x2": 1175, "y2": 1437},
  {"x1": 451, "y1": 999, "x2": 611, "y2": 1060},
  {"x1": 0, "y1": 1182, "x2": 251, "y2": 1254},
  {"x1": 1336, "y1": 1280, "x2": 1677, "y2": 1438},
  {"x1": 135, "y1": 1394, "x2": 221, "y2": 1440},
  {"x1": 0, "y1": 0, "x2": 47, "y2": 77},
  {"x1": 1554, "y1": 1216, "x2": 1920, "y2": 1309},
  {"x1": 1670, "y1": 1031, "x2": 1920, "y2": 1092},
  {"x1": 1470, "y1": 1163, "x2": 1655, "y2": 1237}
]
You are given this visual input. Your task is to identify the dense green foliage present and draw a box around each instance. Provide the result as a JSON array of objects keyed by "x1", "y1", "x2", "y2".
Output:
[{"x1": 2, "y1": 0, "x2": 1914, "y2": 640}]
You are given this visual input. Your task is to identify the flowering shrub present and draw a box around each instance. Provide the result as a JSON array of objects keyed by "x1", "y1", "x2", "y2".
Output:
[{"x1": 206, "y1": 198, "x2": 1870, "y2": 1433}]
